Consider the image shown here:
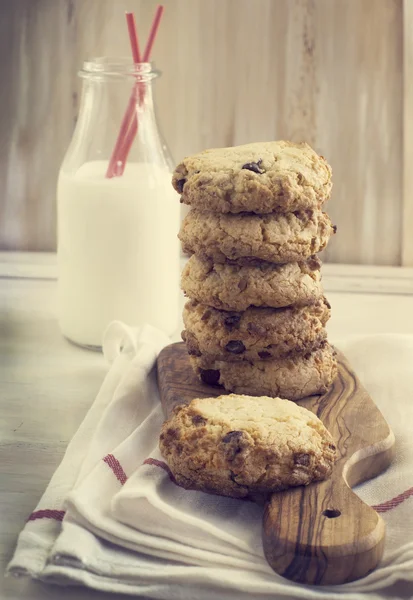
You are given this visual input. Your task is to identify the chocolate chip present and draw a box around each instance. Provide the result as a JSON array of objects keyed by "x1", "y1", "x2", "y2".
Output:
[
  {"x1": 201, "y1": 310, "x2": 211, "y2": 322},
  {"x1": 258, "y1": 350, "x2": 272, "y2": 359},
  {"x1": 224, "y1": 314, "x2": 241, "y2": 329},
  {"x1": 294, "y1": 453, "x2": 310, "y2": 466},
  {"x1": 222, "y1": 430, "x2": 244, "y2": 444},
  {"x1": 238, "y1": 277, "x2": 248, "y2": 291},
  {"x1": 307, "y1": 255, "x2": 321, "y2": 271},
  {"x1": 221, "y1": 431, "x2": 248, "y2": 461},
  {"x1": 333, "y1": 224, "x2": 338, "y2": 233},
  {"x1": 200, "y1": 369, "x2": 220, "y2": 385},
  {"x1": 176, "y1": 178, "x2": 186, "y2": 193},
  {"x1": 192, "y1": 415, "x2": 207, "y2": 426},
  {"x1": 225, "y1": 340, "x2": 246, "y2": 354},
  {"x1": 166, "y1": 427, "x2": 180, "y2": 440},
  {"x1": 324, "y1": 298, "x2": 331, "y2": 310},
  {"x1": 329, "y1": 443, "x2": 336, "y2": 451},
  {"x1": 297, "y1": 173, "x2": 304, "y2": 184},
  {"x1": 241, "y1": 159, "x2": 265, "y2": 174}
]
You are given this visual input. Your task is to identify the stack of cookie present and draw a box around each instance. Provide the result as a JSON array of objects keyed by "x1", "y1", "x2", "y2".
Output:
[{"x1": 172, "y1": 141, "x2": 337, "y2": 402}]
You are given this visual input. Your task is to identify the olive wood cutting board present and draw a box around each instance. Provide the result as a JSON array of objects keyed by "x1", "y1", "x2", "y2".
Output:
[{"x1": 156, "y1": 342, "x2": 395, "y2": 586}]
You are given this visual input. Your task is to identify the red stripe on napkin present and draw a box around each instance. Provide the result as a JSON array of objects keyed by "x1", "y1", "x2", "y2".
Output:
[
  {"x1": 103, "y1": 453, "x2": 128, "y2": 485},
  {"x1": 27, "y1": 509, "x2": 66, "y2": 522},
  {"x1": 372, "y1": 486, "x2": 413, "y2": 513},
  {"x1": 143, "y1": 457, "x2": 178, "y2": 485},
  {"x1": 100, "y1": 453, "x2": 413, "y2": 515},
  {"x1": 142, "y1": 459, "x2": 413, "y2": 514}
]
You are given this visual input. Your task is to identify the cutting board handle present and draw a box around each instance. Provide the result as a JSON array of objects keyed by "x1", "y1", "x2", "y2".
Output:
[
  {"x1": 157, "y1": 343, "x2": 395, "y2": 586},
  {"x1": 262, "y1": 466, "x2": 385, "y2": 585}
]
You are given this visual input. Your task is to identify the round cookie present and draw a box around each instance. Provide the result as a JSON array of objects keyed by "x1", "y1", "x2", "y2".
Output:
[
  {"x1": 159, "y1": 394, "x2": 337, "y2": 499},
  {"x1": 190, "y1": 342, "x2": 337, "y2": 402},
  {"x1": 181, "y1": 254, "x2": 323, "y2": 311},
  {"x1": 182, "y1": 298, "x2": 330, "y2": 362},
  {"x1": 179, "y1": 208, "x2": 335, "y2": 264},
  {"x1": 172, "y1": 140, "x2": 332, "y2": 215}
]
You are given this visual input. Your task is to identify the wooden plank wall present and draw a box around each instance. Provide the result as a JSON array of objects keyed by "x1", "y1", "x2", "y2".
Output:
[{"x1": 0, "y1": 0, "x2": 407, "y2": 265}]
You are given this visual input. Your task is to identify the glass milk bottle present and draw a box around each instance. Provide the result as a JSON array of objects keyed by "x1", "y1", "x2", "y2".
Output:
[{"x1": 57, "y1": 58, "x2": 180, "y2": 349}]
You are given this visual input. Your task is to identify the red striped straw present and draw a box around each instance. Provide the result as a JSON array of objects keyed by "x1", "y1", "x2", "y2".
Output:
[
  {"x1": 126, "y1": 12, "x2": 141, "y2": 63},
  {"x1": 106, "y1": 6, "x2": 164, "y2": 178},
  {"x1": 115, "y1": 5, "x2": 164, "y2": 175},
  {"x1": 142, "y1": 5, "x2": 164, "y2": 62}
]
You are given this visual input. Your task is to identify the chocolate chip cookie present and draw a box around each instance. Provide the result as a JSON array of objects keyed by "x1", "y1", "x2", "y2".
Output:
[
  {"x1": 181, "y1": 254, "x2": 323, "y2": 311},
  {"x1": 179, "y1": 208, "x2": 334, "y2": 264},
  {"x1": 159, "y1": 394, "x2": 337, "y2": 499},
  {"x1": 182, "y1": 297, "x2": 330, "y2": 362},
  {"x1": 172, "y1": 141, "x2": 332, "y2": 215},
  {"x1": 190, "y1": 342, "x2": 337, "y2": 401}
]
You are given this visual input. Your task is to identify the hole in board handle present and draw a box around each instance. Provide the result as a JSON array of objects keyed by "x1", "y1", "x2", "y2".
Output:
[{"x1": 323, "y1": 509, "x2": 341, "y2": 519}]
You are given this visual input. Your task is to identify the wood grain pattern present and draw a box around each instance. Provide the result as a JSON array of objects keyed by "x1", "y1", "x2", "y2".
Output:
[
  {"x1": 0, "y1": 0, "x2": 77, "y2": 251},
  {"x1": 316, "y1": 0, "x2": 402, "y2": 266},
  {"x1": 157, "y1": 342, "x2": 395, "y2": 585},
  {"x1": 0, "y1": 0, "x2": 406, "y2": 265}
]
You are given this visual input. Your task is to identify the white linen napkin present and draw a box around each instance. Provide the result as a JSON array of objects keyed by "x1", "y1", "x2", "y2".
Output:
[{"x1": 7, "y1": 324, "x2": 413, "y2": 599}]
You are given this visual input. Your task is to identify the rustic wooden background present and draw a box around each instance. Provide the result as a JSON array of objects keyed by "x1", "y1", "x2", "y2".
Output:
[{"x1": 0, "y1": 0, "x2": 411, "y2": 265}]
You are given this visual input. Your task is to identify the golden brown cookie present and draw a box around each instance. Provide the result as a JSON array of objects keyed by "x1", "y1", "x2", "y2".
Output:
[
  {"x1": 182, "y1": 298, "x2": 330, "y2": 362},
  {"x1": 181, "y1": 254, "x2": 323, "y2": 311},
  {"x1": 159, "y1": 394, "x2": 337, "y2": 498},
  {"x1": 179, "y1": 209, "x2": 335, "y2": 264},
  {"x1": 172, "y1": 141, "x2": 332, "y2": 214},
  {"x1": 190, "y1": 342, "x2": 337, "y2": 402}
]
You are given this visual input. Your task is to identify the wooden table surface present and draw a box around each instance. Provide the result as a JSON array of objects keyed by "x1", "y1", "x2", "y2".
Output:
[{"x1": 1, "y1": 252, "x2": 413, "y2": 600}]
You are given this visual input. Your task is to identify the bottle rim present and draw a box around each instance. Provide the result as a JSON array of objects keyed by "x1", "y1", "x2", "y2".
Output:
[{"x1": 79, "y1": 57, "x2": 159, "y2": 80}]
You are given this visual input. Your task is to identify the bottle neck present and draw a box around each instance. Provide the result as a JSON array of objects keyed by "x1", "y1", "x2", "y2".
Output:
[
  {"x1": 79, "y1": 58, "x2": 158, "y2": 119},
  {"x1": 61, "y1": 58, "x2": 172, "y2": 175},
  {"x1": 80, "y1": 57, "x2": 158, "y2": 81}
]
